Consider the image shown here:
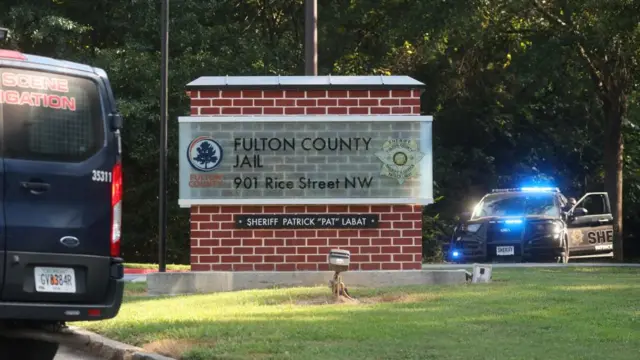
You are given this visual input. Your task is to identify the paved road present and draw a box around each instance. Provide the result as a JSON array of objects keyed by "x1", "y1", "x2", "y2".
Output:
[
  {"x1": 54, "y1": 345, "x2": 102, "y2": 360},
  {"x1": 422, "y1": 262, "x2": 640, "y2": 269}
]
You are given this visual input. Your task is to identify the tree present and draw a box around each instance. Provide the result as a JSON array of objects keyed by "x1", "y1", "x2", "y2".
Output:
[{"x1": 193, "y1": 141, "x2": 219, "y2": 170}]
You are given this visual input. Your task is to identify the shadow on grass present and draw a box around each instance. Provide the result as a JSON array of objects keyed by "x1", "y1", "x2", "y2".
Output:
[{"x1": 98, "y1": 270, "x2": 640, "y2": 360}]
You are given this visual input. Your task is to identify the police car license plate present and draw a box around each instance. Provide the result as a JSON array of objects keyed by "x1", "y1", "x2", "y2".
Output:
[
  {"x1": 34, "y1": 267, "x2": 76, "y2": 293},
  {"x1": 496, "y1": 246, "x2": 514, "y2": 256}
]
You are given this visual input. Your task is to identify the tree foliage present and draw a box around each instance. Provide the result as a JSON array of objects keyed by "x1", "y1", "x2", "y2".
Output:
[{"x1": 1, "y1": 0, "x2": 638, "y2": 263}]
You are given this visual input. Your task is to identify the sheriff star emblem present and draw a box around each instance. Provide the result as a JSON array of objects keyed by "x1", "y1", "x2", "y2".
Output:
[
  {"x1": 375, "y1": 139, "x2": 425, "y2": 184},
  {"x1": 570, "y1": 229, "x2": 583, "y2": 246}
]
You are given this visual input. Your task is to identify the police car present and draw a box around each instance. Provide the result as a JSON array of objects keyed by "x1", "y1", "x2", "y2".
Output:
[
  {"x1": 0, "y1": 41, "x2": 124, "y2": 324},
  {"x1": 447, "y1": 187, "x2": 615, "y2": 263}
]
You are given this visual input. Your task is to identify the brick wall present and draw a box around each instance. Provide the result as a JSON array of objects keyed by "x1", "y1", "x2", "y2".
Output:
[
  {"x1": 186, "y1": 86, "x2": 423, "y2": 271},
  {"x1": 190, "y1": 204, "x2": 423, "y2": 271}
]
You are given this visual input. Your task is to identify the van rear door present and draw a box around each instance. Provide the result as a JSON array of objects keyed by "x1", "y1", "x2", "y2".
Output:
[{"x1": 0, "y1": 66, "x2": 115, "y2": 304}]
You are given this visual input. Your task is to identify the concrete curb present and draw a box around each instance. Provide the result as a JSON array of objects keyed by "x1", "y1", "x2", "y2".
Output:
[{"x1": 0, "y1": 325, "x2": 175, "y2": 360}]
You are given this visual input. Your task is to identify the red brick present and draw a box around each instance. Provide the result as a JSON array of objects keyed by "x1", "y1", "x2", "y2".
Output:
[
  {"x1": 344, "y1": 246, "x2": 360, "y2": 254},
  {"x1": 393, "y1": 221, "x2": 414, "y2": 229},
  {"x1": 317, "y1": 230, "x2": 337, "y2": 237},
  {"x1": 349, "y1": 90, "x2": 369, "y2": 98},
  {"x1": 338, "y1": 99, "x2": 358, "y2": 106},
  {"x1": 359, "y1": 99, "x2": 379, "y2": 106},
  {"x1": 243, "y1": 255, "x2": 262, "y2": 263},
  {"x1": 212, "y1": 99, "x2": 232, "y2": 106},
  {"x1": 371, "y1": 107, "x2": 391, "y2": 114},
  {"x1": 381, "y1": 230, "x2": 401, "y2": 237},
  {"x1": 276, "y1": 99, "x2": 296, "y2": 106},
  {"x1": 308, "y1": 238, "x2": 327, "y2": 246},
  {"x1": 190, "y1": 107, "x2": 199, "y2": 115},
  {"x1": 234, "y1": 247, "x2": 253, "y2": 255},
  {"x1": 371, "y1": 238, "x2": 392, "y2": 246},
  {"x1": 191, "y1": 247, "x2": 211, "y2": 255},
  {"x1": 401, "y1": 98, "x2": 421, "y2": 105},
  {"x1": 221, "y1": 239, "x2": 241, "y2": 246},
  {"x1": 306, "y1": 205, "x2": 327, "y2": 212},
  {"x1": 221, "y1": 255, "x2": 241, "y2": 263},
  {"x1": 392, "y1": 90, "x2": 412, "y2": 97},
  {"x1": 371, "y1": 206, "x2": 392, "y2": 213},
  {"x1": 254, "y1": 230, "x2": 274, "y2": 238},
  {"x1": 222, "y1": 107, "x2": 242, "y2": 115},
  {"x1": 328, "y1": 205, "x2": 349, "y2": 212},
  {"x1": 221, "y1": 90, "x2": 242, "y2": 98},
  {"x1": 286, "y1": 255, "x2": 306, "y2": 262},
  {"x1": 233, "y1": 99, "x2": 253, "y2": 106},
  {"x1": 381, "y1": 99, "x2": 400, "y2": 106},
  {"x1": 284, "y1": 107, "x2": 305, "y2": 114},
  {"x1": 242, "y1": 90, "x2": 263, "y2": 98},
  {"x1": 412, "y1": 89, "x2": 421, "y2": 97},
  {"x1": 350, "y1": 263, "x2": 361, "y2": 270},
  {"x1": 403, "y1": 246, "x2": 422, "y2": 253},
  {"x1": 255, "y1": 264, "x2": 275, "y2": 271},
  {"x1": 265, "y1": 107, "x2": 284, "y2": 114},
  {"x1": 338, "y1": 230, "x2": 359, "y2": 237},
  {"x1": 285, "y1": 91, "x2": 306, "y2": 98},
  {"x1": 370, "y1": 90, "x2": 390, "y2": 97},
  {"x1": 307, "y1": 90, "x2": 327, "y2": 98},
  {"x1": 255, "y1": 99, "x2": 275, "y2": 106},
  {"x1": 350, "y1": 238, "x2": 370, "y2": 246},
  {"x1": 192, "y1": 214, "x2": 211, "y2": 222},
  {"x1": 274, "y1": 230, "x2": 296, "y2": 238},
  {"x1": 255, "y1": 247, "x2": 275, "y2": 254},
  {"x1": 415, "y1": 254, "x2": 423, "y2": 261},
  {"x1": 200, "y1": 223, "x2": 220, "y2": 230},
  {"x1": 242, "y1": 206, "x2": 262, "y2": 213},
  {"x1": 191, "y1": 230, "x2": 210, "y2": 238},
  {"x1": 264, "y1": 206, "x2": 285, "y2": 213},
  {"x1": 306, "y1": 255, "x2": 326, "y2": 262},
  {"x1": 381, "y1": 246, "x2": 401, "y2": 253},
  {"x1": 412, "y1": 106, "x2": 421, "y2": 114},
  {"x1": 361, "y1": 246, "x2": 381, "y2": 254},
  {"x1": 360, "y1": 230, "x2": 380, "y2": 237},
  {"x1": 191, "y1": 264, "x2": 211, "y2": 271},
  {"x1": 403, "y1": 230, "x2": 422, "y2": 237},
  {"x1": 372, "y1": 254, "x2": 391, "y2": 262},
  {"x1": 402, "y1": 212, "x2": 422, "y2": 220},
  {"x1": 266, "y1": 238, "x2": 285, "y2": 246},
  {"x1": 318, "y1": 263, "x2": 330, "y2": 271},
  {"x1": 328, "y1": 107, "x2": 348, "y2": 114},
  {"x1": 198, "y1": 90, "x2": 219, "y2": 98},
  {"x1": 286, "y1": 238, "x2": 306, "y2": 246},
  {"x1": 264, "y1": 90, "x2": 285, "y2": 98},
  {"x1": 191, "y1": 99, "x2": 211, "y2": 106},
  {"x1": 213, "y1": 247, "x2": 233, "y2": 254},
  {"x1": 297, "y1": 99, "x2": 316, "y2": 106},
  {"x1": 328, "y1": 238, "x2": 349, "y2": 246},
  {"x1": 190, "y1": 255, "x2": 199, "y2": 263},
  {"x1": 200, "y1": 255, "x2": 220, "y2": 263},
  {"x1": 297, "y1": 247, "x2": 318, "y2": 255},
  {"x1": 220, "y1": 222, "x2": 235, "y2": 229},
  {"x1": 328, "y1": 90, "x2": 348, "y2": 98},
  {"x1": 296, "y1": 263, "x2": 318, "y2": 271},
  {"x1": 276, "y1": 263, "x2": 296, "y2": 271},
  {"x1": 361, "y1": 263, "x2": 381, "y2": 270},
  {"x1": 296, "y1": 230, "x2": 316, "y2": 237},
  {"x1": 286, "y1": 206, "x2": 307, "y2": 213},
  {"x1": 306, "y1": 107, "x2": 327, "y2": 115},
  {"x1": 394, "y1": 238, "x2": 414, "y2": 245},
  {"x1": 234, "y1": 264, "x2": 254, "y2": 271},
  {"x1": 349, "y1": 205, "x2": 370, "y2": 212},
  {"x1": 190, "y1": 222, "x2": 199, "y2": 231},
  {"x1": 403, "y1": 262, "x2": 422, "y2": 270},
  {"x1": 382, "y1": 263, "x2": 402, "y2": 270},
  {"x1": 190, "y1": 239, "x2": 199, "y2": 247},
  {"x1": 243, "y1": 107, "x2": 262, "y2": 115},
  {"x1": 318, "y1": 99, "x2": 337, "y2": 106},
  {"x1": 212, "y1": 214, "x2": 232, "y2": 221},
  {"x1": 212, "y1": 264, "x2": 233, "y2": 271},
  {"x1": 392, "y1": 107, "x2": 411, "y2": 114},
  {"x1": 414, "y1": 238, "x2": 422, "y2": 245},
  {"x1": 220, "y1": 206, "x2": 241, "y2": 213},
  {"x1": 379, "y1": 222, "x2": 392, "y2": 229},
  {"x1": 394, "y1": 254, "x2": 413, "y2": 261},
  {"x1": 264, "y1": 255, "x2": 285, "y2": 263},
  {"x1": 233, "y1": 230, "x2": 253, "y2": 238},
  {"x1": 276, "y1": 247, "x2": 296, "y2": 254},
  {"x1": 212, "y1": 230, "x2": 233, "y2": 238}
]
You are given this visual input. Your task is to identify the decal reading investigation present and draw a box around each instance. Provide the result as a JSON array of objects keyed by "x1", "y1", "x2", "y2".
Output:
[{"x1": 234, "y1": 176, "x2": 374, "y2": 190}]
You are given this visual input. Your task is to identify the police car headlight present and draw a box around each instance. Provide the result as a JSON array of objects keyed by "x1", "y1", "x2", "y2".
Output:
[
  {"x1": 466, "y1": 224, "x2": 481, "y2": 233},
  {"x1": 551, "y1": 222, "x2": 563, "y2": 234}
]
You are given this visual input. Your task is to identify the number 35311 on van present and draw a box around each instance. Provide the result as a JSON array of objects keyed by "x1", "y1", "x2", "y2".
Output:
[{"x1": 0, "y1": 49, "x2": 124, "y2": 323}]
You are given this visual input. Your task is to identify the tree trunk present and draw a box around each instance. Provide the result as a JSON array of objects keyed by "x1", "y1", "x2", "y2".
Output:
[{"x1": 603, "y1": 96, "x2": 625, "y2": 262}]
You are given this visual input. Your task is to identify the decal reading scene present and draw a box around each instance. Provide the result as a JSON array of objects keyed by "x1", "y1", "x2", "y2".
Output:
[{"x1": 0, "y1": 72, "x2": 76, "y2": 111}]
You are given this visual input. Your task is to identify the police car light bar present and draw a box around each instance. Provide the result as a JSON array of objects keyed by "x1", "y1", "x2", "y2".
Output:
[{"x1": 491, "y1": 187, "x2": 560, "y2": 193}]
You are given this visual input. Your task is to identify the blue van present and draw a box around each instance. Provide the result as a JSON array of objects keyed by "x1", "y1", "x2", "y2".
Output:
[{"x1": 0, "y1": 48, "x2": 124, "y2": 323}]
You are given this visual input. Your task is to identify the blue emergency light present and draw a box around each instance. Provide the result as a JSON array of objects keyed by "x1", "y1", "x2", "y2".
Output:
[{"x1": 492, "y1": 186, "x2": 559, "y2": 193}]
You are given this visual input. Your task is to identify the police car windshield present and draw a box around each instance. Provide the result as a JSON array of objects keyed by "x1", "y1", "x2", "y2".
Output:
[{"x1": 471, "y1": 193, "x2": 560, "y2": 219}]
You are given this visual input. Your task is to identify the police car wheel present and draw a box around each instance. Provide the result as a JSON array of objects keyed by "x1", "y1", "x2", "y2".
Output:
[{"x1": 556, "y1": 238, "x2": 569, "y2": 264}]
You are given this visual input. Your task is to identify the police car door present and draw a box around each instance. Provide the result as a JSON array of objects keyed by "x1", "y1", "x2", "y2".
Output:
[{"x1": 566, "y1": 192, "x2": 614, "y2": 255}]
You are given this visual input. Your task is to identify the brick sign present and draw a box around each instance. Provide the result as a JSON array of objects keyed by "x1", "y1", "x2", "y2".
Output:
[
  {"x1": 178, "y1": 115, "x2": 433, "y2": 206},
  {"x1": 235, "y1": 214, "x2": 380, "y2": 229}
]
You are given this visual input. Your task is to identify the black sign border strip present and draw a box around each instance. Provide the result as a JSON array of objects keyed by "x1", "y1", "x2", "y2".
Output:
[{"x1": 235, "y1": 213, "x2": 380, "y2": 229}]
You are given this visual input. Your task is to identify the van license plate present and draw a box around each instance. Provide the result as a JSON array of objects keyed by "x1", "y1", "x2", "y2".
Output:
[
  {"x1": 496, "y1": 246, "x2": 515, "y2": 256},
  {"x1": 34, "y1": 267, "x2": 76, "y2": 293}
]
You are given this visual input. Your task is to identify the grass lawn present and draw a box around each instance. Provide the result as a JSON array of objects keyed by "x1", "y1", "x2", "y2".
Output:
[
  {"x1": 79, "y1": 268, "x2": 640, "y2": 360},
  {"x1": 124, "y1": 263, "x2": 190, "y2": 271}
]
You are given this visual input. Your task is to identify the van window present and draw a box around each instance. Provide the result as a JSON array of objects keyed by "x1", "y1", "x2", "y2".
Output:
[{"x1": 0, "y1": 68, "x2": 104, "y2": 162}]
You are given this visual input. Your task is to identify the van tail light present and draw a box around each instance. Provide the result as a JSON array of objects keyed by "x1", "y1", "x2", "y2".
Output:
[{"x1": 111, "y1": 162, "x2": 122, "y2": 257}]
